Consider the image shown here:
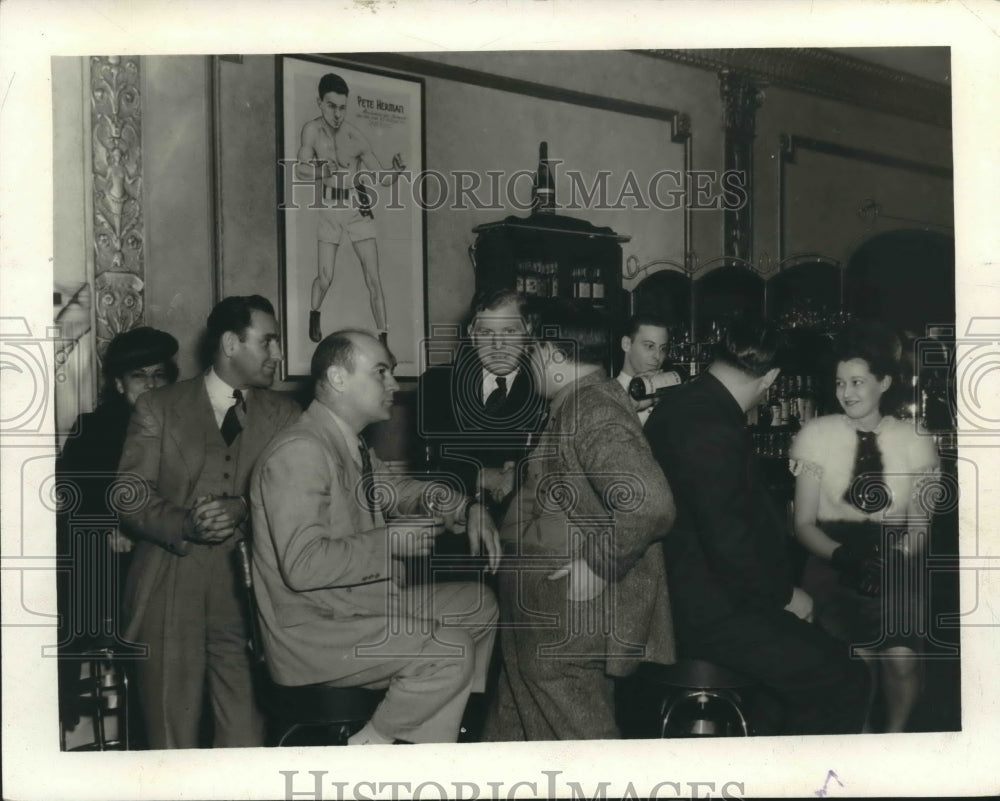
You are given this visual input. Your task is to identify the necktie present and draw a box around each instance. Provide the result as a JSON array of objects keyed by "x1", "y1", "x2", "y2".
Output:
[
  {"x1": 843, "y1": 429, "x2": 889, "y2": 514},
  {"x1": 358, "y1": 435, "x2": 378, "y2": 516},
  {"x1": 484, "y1": 375, "x2": 507, "y2": 415},
  {"x1": 221, "y1": 389, "x2": 245, "y2": 446}
]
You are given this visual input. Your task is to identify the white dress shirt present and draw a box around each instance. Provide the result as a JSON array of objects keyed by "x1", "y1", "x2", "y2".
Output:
[
  {"x1": 205, "y1": 368, "x2": 251, "y2": 427},
  {"x1": 481, "y1": 367, "x2": 518, "y2": 404}
]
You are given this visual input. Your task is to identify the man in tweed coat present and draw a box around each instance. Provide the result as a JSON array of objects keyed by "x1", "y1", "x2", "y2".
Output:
[{"x1": 484, "y1": 300, "x2": 677, "y2": 740}]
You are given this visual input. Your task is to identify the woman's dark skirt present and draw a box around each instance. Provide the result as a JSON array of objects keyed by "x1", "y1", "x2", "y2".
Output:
[{"x1": 801, "y1": 521, "x2": 923, "y2": 652}]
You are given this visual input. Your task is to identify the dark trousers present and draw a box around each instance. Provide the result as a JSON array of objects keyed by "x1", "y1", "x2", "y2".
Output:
[
  {"x1": 134, "y1": 545, "x2": 265, "y2": 749},
  {"x1": 682, "y1": 608, "x2": 871, "y2": 735}
]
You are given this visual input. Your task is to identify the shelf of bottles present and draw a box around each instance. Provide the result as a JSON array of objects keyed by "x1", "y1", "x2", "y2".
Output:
[
  {"x1": 774, "y1": 304, "x2": 850, "y2": 333},
  {"x1": 506, "y1": 256, "x2": 613, "y2": 309},
  {"x1": 663, "y1": 315, "x2": 829, "y2": 462},
  {"x1": 471, "y1": 141, "x2": 629, "y2": 317},
  {"x1": 746, "y1": 374, "x2": 818, "y2": 460},
  {"x1": 514, "y1": 261, "x2": 559, "y2": 298}
]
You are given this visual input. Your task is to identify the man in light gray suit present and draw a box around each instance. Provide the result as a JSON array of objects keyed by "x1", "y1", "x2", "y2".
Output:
[
  {"x1": 249, "y1": 329, "x2": 500, "y2": 744},
  {"x1": 118, "y1": 295, "x2": 300, "y2": 749}
]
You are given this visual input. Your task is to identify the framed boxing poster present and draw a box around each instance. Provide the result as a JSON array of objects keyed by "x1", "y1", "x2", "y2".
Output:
[{"x1": 277, "y1": 55, "x2": 426, "y2": 379}]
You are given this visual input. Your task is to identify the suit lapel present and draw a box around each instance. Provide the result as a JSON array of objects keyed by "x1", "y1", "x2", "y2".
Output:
[
  {"x1": 453, "y1": 349, "x2": 485, "y2": 428},
  {"x1": 305, "y1": 403, "x2": 381, "y2": 529},
  {"x1": 167, "y1": 377, "x2": 215, "y2": 485}
]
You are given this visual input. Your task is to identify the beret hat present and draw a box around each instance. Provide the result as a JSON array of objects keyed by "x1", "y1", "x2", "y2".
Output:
[{"x1": 103, "y1": 326, "x2": 179, "y2": 377}]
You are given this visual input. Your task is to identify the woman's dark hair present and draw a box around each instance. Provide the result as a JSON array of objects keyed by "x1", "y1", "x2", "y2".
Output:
[{"x1": 831, "y1": 319, "x2": 904, "y2": 414}]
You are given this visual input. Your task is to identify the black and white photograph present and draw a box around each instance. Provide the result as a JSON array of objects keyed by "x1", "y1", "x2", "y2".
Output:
[
  {"x1": 2, "y1": 1, "x2": 998, "y2": 799},
  {"x1": 279, "y1": 55, "x2": 425, "y2": 378}
]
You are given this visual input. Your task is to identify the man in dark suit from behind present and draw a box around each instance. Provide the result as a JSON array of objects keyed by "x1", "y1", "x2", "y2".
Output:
[
  {"x1": 644, "y1": 321, "x2": 870, "y2": 735},
  {"x1": 416, "y1": 288, "x2": 546, "y2": 519},
  {"x1": 117, "y1": 295, "x2": 301, "y2": 748}
]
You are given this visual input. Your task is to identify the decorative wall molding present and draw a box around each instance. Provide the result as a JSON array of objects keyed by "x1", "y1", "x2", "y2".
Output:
[
  {"x1": 777, "y1": 133, "x2": 953, "y2": 263},
  {"x1": 780, "y1": 134, "x2": 953, "y2": 179},
  {"x1": 340, "y1": 51, "x2": 697, "y2": 277},
  {"x1": 719, "y1": 71, "x2": 764, "y2": 263},
  {"x1": 639, "y1": 48, "x2": 950, "y2": 129},
  {"x1": 344, "y1": 52, "x2": 683, "y2": 123},
  {"x1": 90, "y1": 55, "x2": 145, "y2": 366}
]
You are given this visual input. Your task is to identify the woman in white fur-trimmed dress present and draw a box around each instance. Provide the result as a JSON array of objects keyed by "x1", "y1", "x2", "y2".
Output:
[{"x1": 789, "y1": 321, "x2": 939, "y2": 733}]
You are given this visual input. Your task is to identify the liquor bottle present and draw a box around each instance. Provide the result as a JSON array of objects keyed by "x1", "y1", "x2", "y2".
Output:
[
  {"x1": 789, "y1": 375, "x2": 803, "y2": 426},
  {"x1": 590, "y1": 265, "x2": 605, "y2": 303},
  {"x1": 533, "y1": 141, "x2": 556, "y2": 214},
  {"x1": 575, "y1": 266, "x2": 591, "y2": 298},
  {"x1": 801, "y1": 375, "x2": 816, "y2": 423},
  {"x1": 628, "y1": 369, "x2": 685, "y2": 401},
  {"x1": 548, "y1": 262, "x2": 559, "y2": 298},
  {"x1": 522, "y1": 261, "x2": 539, "y2": 297},
  {"x1": 769, "y1": 382, "x2": 782, "y2": 428},
  {"x1": 757, "y1": 399, "x2": 772, "y2": 428}
]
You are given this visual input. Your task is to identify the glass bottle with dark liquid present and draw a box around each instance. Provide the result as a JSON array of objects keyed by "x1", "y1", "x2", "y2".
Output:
[{"x1": 533, "y1": 141, "x2": 555, "y2": 213}]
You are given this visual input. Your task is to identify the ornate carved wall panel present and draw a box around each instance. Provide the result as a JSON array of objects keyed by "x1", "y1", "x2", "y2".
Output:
[
  {"x1": 719, "y1": 71, "x2": 764, "y2": 263},
  {"x1": 90, "y1": 56, "x2": 145, "y2": 368}
]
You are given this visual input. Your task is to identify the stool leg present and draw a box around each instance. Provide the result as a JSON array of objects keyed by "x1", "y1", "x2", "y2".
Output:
[{"x1": 660, "y1": 689, "x2": 751, "y2": 738}]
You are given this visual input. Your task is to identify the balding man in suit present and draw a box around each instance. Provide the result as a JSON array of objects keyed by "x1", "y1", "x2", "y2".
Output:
[
  {"x1": 118, "y1": 295, "x2": 300, "y2": 749},
  {"x1": 250, "y1": 329, "x2": 499, "y2": 744}
]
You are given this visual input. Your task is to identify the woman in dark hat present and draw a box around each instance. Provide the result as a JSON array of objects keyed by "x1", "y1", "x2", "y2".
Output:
[
  {"x1": 56, "y1": 327, "x2": 179, "y2": 743},
  {"x1": 59, "y1": 326, "x2": 180, "y2": 519}
]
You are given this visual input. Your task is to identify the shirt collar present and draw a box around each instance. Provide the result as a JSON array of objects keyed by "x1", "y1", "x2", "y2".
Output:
[
  {"x1": 482, "y1": 367, "x2": 518, "y2": 401},
  {"x1": 205, "y1": 368, "x2": 249, "y2": 409}
]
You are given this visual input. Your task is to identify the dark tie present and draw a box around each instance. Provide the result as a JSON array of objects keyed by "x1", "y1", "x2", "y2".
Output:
[
  {"x1": 844, "y1": 429, "x2": 889, "y2": 514},
  {"x1": 484, "y1": 375, "x2": 507, "y2": 415},
  {"x1": 221, "y1": 389, "x2": 245, "y2": 446},
  {"x1": 358, "y1": 435, "x2": 378, "y2": 515}
]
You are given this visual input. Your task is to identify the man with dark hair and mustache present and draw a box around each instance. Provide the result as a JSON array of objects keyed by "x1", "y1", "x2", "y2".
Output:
[{"x1": 117, "y1": 295, "x2": 300, "y2": 749}]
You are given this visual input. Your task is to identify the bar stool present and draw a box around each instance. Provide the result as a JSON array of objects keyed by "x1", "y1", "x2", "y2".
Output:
[
  {"x1": 263, "y1": 680, "x2": 386, "y2": 747},
  {"x1": 654, "y1": 658, "x2": 754, "y2": 738},
  {"x1": 235, "y1": 542, "x2": 386, "y2": 746},
  {"x1": 60, "y1": 648, "x2": 131, "y2": 751}
]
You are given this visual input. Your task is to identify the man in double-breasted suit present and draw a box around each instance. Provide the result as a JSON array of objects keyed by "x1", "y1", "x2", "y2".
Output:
[
  {"x1": 483, "y1": 300, "x2": 677, "y2": 741},
  {"x1": 118, "y1": 295, "x2": 300, "y2": 749},
  {"x1": 250, "y1": 329, "x2": 500, "y2": 744},
  {"x1": 416, "y1": 289, "x2": 547, "y2": 518}
]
